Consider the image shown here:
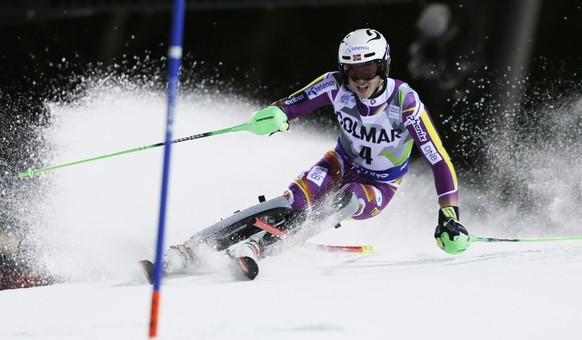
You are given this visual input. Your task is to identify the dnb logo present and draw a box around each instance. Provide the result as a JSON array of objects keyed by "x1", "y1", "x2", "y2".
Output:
[{"x1": 421, "y1": 141, "x2": 442, "y2": 164}]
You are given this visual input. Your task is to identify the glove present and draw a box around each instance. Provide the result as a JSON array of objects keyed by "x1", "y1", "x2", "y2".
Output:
[
  {"x1": 434, "y1": 206, "x2": 470, "y2": 254},
  {"x1": 249, "y1": 106, "x2": 289, "y2": 136}
]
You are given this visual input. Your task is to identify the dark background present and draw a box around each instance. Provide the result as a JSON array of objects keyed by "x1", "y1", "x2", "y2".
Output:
[
  {"x1": 0, "y1": 0, "x2": 581, "y2": 289},
  {"x1": 1, "y1": 1, "x2": 581, "y2": 149},
  {"x1": 2, "y1": 1, "x2": 581, "y2": 113}
]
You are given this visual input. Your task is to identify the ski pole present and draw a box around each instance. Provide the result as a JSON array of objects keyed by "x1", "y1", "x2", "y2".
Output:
[
  {"x1": 470, "y1": 234, "x2": 582, "y2": 243},
  {"x1": 18, "y1": 107, "x2": 288, "y2": 178}
]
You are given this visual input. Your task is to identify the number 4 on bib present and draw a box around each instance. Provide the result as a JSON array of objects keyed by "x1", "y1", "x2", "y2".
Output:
[{"x1": 359, "y1": 146, "x2": 373, "y2": 164}]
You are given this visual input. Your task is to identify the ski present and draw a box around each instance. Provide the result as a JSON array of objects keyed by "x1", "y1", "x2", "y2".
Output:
[
  {"x1": 138, "y1": 259, "x2": 155, "y2": 285},
  {"x1": 139, "y1": 256, "x2": 259, "y2": 283},
  {"x1": 253, "y1": 218, "x2": 374, "y2": 253}
]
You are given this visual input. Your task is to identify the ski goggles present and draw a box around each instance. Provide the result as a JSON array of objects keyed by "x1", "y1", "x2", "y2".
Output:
[{"x1": 342, "y1": 62, "x2": 380, "y2": 81}]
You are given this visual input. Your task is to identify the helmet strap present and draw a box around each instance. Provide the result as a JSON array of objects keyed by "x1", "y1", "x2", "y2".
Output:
[{"x1": 369, "y1": 79, "x2": 386, "y2": 99}]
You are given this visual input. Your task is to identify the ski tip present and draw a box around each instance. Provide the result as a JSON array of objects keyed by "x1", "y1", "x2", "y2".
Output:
[
  {"x1": 235, "y1": 256, "x2": 259, "y2": 280},
  {"x1": 138, "y1": 260, "x2": 155, "y2": 285},
  {"x1": 360, "y1": 245, "x2": 375, "y2": 254}
]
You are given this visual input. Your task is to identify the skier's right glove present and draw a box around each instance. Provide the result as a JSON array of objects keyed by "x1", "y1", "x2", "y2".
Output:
[
  {"x1": 250, "y1": 106, "x2": 289, "y2": 136},
  {"x1": 434, "y1": 206, "x2": 470, "y2": 254}
]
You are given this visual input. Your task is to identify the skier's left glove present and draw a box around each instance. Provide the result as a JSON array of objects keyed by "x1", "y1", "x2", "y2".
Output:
[{"x1": 434, "y1": 206, "x2": 470, "y2": 254}]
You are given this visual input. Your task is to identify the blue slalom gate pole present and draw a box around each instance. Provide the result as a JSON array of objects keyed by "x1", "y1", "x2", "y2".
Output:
[{"x1": 148, "y1": 1, "x2": 186, "y2": 339}]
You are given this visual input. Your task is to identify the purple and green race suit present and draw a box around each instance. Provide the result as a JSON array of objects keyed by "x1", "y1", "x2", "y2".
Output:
[{"x1": 274, "y1": 71, "x2": 458, "y2": 220}]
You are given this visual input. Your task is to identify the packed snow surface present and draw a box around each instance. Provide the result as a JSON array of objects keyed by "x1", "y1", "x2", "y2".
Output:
[{"x1": 1, "y1": 86, "x2": 581, "y2": 340}]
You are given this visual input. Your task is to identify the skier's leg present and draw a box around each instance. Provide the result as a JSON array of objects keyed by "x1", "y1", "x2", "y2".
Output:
[
  {"x1": 285, "y1": 160, "x2": 402, "y2": 236},
  {"x1": 282, "y1": 179, "x2": 399, "y2": 244},
  {"x1": 282, "y1": 150, "x2": 401, "y2": 224},
  {"x1": 336, "y1": 177, "x2": 401, "y2": 220},
  {"x1": 284, "y1": 150, "x2": 344, "y2": 214},
  {"x1": 155, "y1": 151, "x2": 399, "y2": 275},
  {"x1": 161, "y1": 196, "x2": 292, "y2": 274},
  {"x1": 188, "y1": 149, "x2": 344, "y2": 254},
  {"x1": 271, "y1": 150, "x2": 367, "y2": 240},
  {"x1": 187, "y1": 195, "x2": 292, "y2": 250}
]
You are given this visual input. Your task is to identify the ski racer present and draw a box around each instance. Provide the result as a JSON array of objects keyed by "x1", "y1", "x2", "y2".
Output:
[{"x1": 143, "y1": 28, "x2": 470, "y2": 281}]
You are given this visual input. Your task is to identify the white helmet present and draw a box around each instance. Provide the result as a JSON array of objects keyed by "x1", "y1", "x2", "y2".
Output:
[{"x1": 338, "y1": 28, "x2": 391, "y2": 79}]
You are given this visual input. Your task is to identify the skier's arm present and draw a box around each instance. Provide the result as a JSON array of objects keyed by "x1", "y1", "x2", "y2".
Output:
[
  {"x1": 402, "y1": 92, "x2": 469, "y2": 254},
  {"x1": 251, "y1": 73, "x2": 338, "y2": 134},
  {"x1": 271, "y1": 72, "x2": 340, "y2": 120},
  {"x1": 402, "y1": 92, "x2": 458, "y2": 207}
]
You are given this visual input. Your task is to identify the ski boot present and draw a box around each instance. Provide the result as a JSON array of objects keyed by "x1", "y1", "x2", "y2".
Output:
[
  {"x1": 226, "y1": 232, "x2": 265, "y2": 280},
  {"x1": 138, "y1": 244, "x2": 195, "y2": 284}
]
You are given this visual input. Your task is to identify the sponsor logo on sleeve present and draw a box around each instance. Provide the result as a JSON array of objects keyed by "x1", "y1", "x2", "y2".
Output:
[
  {"x1": 283, "y1": 93, "x2": 306, "y2": 106},
  {"x1": 406, "y1": 115, "x2": 428, "y2": 142},
  {"x1": 307, "y1": 166, "x2": 328, "y2": 187},
  {"x1": 306, "y1": 80, "x2": 337, "y2": 99},
  {"x1": 420, "y1": 141, "x2": 443, "y2": 165}
]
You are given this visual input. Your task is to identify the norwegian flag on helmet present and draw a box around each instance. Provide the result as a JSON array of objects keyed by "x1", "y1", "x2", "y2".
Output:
[{"x1": 353, "y1": 54, "x2": 362, "y2": 61}]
